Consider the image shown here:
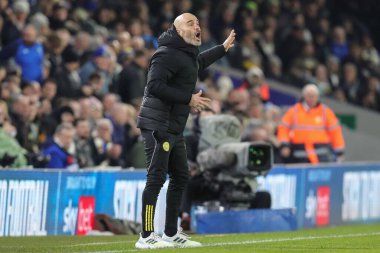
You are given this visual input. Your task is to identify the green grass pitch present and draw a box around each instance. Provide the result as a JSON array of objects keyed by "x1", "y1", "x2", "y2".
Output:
[{"x1": 1, "y1": 223, "x2": 379, "y2": 253}]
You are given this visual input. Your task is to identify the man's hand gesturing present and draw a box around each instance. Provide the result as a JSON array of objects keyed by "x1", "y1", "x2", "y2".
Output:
[
  {"x1": 223, "y1": 29, "x2": 236, "y2": 52},
  {"x1": 189, "y1": 90, "x2": 211, "y2": 113}
]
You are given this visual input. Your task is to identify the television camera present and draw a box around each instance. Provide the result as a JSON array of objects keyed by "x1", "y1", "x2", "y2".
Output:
[{"x1": 195, "y1": 114, "x2": 272, "y2": 209}]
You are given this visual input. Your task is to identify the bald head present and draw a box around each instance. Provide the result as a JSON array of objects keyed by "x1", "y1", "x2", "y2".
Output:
[
  {"x1": 173, "y1": 13, "x2": 201, "y2": 46},
  {"x1": 303, "y1": 84, "x2": 320, "y2": 97},
  {"x1": 302, "y1": 84, "x2": 320, "y2": 107},
  {"x1": 174, "y1": 13, "x2": 196, "y2": 29}
]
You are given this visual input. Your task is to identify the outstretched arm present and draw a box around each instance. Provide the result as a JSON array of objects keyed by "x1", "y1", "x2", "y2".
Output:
[{"x1": 198, "y1": 29, "x2": 236, "y2": 71}]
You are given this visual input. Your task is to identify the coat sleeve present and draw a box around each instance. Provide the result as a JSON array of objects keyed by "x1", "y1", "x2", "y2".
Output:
[
  {"x1": 325, "y1": 106, "x2": 345, "y2": 155},
  {"x1": 277, "y1": 106, "x2": 294, "y2": 146},
  {"x1": 146, "y1": 52, "x2": 192, "y2": 104},
  {"x1": 198, "y1": 45, "x2": 226, "y2": 71}
]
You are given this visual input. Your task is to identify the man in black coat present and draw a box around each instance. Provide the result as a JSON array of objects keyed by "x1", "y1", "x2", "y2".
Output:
[{"x1": 135, "y1": 13, "x2": 235, "y2": 249}]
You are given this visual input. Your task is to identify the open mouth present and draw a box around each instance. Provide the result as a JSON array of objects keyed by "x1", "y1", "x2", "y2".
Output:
[{"x1": 195, "y1": 32, "x2": 201, "y2": 39}]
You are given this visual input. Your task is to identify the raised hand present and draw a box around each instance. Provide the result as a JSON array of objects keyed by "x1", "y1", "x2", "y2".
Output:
[{"x1": 223, "y1": 29, "x2": 236, "y2": 52}]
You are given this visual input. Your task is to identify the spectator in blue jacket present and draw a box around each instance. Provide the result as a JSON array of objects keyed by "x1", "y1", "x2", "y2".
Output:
[
  {"x1": 0, "y1": 25, "x2": 44, "y2": 83},
  {"x1": 43, "y1": 123, "x2": 78, "y2": 169}
]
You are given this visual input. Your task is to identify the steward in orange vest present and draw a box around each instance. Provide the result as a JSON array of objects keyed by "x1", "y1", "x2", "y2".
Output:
[{"x1": 277, "y1": 84, "x2": 345, "y2": 164}]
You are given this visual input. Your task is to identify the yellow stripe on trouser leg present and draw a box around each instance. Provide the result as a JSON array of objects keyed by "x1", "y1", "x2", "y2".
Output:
[
  {"x1": 145, "y1": 205, "x2": 153, "y2": 232},
  {"x1": 150, "y1": 205, "x2": 154, "y2": 231},
  {"x1": 145, "y1": 205, "x2": 148, "y2": 231},
  {"x1": 147, "y1": 205, "x2": 151, "y2": 231}
]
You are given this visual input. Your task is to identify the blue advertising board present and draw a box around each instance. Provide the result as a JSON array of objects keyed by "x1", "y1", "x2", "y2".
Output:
[
  {"x1": 1, "y1": 163, "x2": 380, "y2": 236},
  {"x1": 258, "y1": 163, "x2": 380, "y2": 229},
  {"x1": 0, "y1": 170, "x2": 58, "y2": 236}
]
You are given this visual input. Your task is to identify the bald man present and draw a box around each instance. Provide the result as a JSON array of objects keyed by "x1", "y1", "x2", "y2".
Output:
[
  {"x1": 277, "y1": 84, "x2": 345, "y2": 164},
  {"x1": 136, "y1": 13, "x2": 235, "y2": 249}
]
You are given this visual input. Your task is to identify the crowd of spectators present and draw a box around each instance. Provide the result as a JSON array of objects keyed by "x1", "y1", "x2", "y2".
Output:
[{"x1": 0, "y1": 0, "x2": 379, "y2": 168}]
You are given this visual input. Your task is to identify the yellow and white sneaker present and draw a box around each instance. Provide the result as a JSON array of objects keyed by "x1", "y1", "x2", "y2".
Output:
[
  {"x1": 162, "y1": 228, "x2": 202, "y2": 248},
  {"x1": 135, "y1": 232, "x2": 175, "y2": 249}
]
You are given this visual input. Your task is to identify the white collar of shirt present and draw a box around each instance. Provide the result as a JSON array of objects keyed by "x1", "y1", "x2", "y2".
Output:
[{"x1": 302, "y1": 102, "x2": 311, "y2": 111}]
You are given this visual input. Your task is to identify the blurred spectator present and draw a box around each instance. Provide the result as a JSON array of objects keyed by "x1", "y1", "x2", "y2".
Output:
[
  {"x1": 329, "y1": 26, "x2": 349, "y2": 61},
  {"x1": 41, "y1": 78, "x2": 57, "y2": 106},
  {"x1": 277, "y1": 84, "x2": 345, "y2": 164},
  {"x1": 313, "y1": 64, "x2": 332, "y2": 96},
  {"x1": 42, "y1": 123, "x2": 78, "y2": 169},
  {"x1": 240, "y1": 67, "x2": 270, "y2": 102},
  {"x1": 332, "y1": 88, "x2": 348, "y2": 103},
  {"x1": 29, "y1": 12, "x2": 50, "y2": 38},
  {"x1": 313, "y1": 29, "x2": 329, "y2": 63},
  {"x1": 9, "y1": 95, "x2": 40, "y2": 154},
  {"x1": 74, "y1": 118, "x2": 94, "y2": 168},
  {"x1": 54, "y1": 47, "x2": 82, "y2": 99},
  {"x1": 340, "y1": 63, "x2": 361, "y2": 104},
  {"x1": 360, "y1": 76, "x2": 380, "y2": 111},
  {"x1": 326, "y1": 55, "x2": 341, "y2": 90},
  {"x1": 49, "y1": 2, "x2": 69, "y2": 31},
  {"x1": 89, "y1": 118, "x2": 121, "y2": 167},
  {"x1": 238, "y1": 31, "x2": 262, "y2": 70},
  {"x1": 266, "y1": 55, "x2": 283, "y2": 81},
  {"x1": 73, "y1": 31, "x2": 94, "y2": 65},
  {"x1": 85, "y1": 72, "x2": 106, "y2": 99},
  {"x1": 304, "y1": 0, "x2": 321, "y2": 35},
  {"x1": 0, "y1": 100, "x2": 27, "y2": 168},
  {"x1": 289, "y1": 42, "x2": 319, "y2": 86},
  {"x1": 44, "y1": 32, "x2": 65, "y2": 77},
  {"x1": 22, "y1": 80, "x2": 41, "y2": 97},
  {"x1": 278, "y1": 24, "x2": 306, "y2": 71},
  {"x1": 117, "y1": 50, "x2": 148, "y2": 105},
  {"x1": 102, "y1": 93, "x2": 120, "y2": 117},
  {"x1": 223, "y1": 89, "x2": 250, "y2": 121},
  {"x1": 109, "y1": 103, "x2": 139, "y2": 167},
  {"x1": 0, "y1": 74, "x2": 21, "y2": 102},
  {"x1": 0, "y1": 25, "x2": 44, "y2": 83},
  {"x1": 79, "y1": 45, "x2": 114, "y2": 92},
  {"x1": 257, "y1": 27, "x2": 276, "y2": 71},
  {"x1": 243, "y1": 97, "x2": 265, "y2": 136},
  {"x1": 361, "y1": 34, "x2": 380, "y2": 68},
  {"x1": 215, "y1": 75, "x2": 233, "y2": 102},
  {"x1": 1, "y1": 0, "x2": 30, "y2": 47},
  {"x1": 39, "y1": 104, "x2": 75, "y2": 148},
  {"x1": 342, "y1": 42, "x2": 364, "y2": 75}
]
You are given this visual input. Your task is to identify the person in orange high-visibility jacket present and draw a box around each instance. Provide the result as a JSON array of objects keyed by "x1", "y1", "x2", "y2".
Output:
[{"x1": 277, "y1": 84, "x2": 345, "y2": 164}]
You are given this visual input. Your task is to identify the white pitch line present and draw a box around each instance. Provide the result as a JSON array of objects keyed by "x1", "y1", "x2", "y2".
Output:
[
  {"x1": 68, "y1": 240, "x2": 134, "y2": 247},
  {"x1": 203, "y1": 231, "x2": 380, "y2": 247},
  {"x1": 71, "y1": 231, "x2": 380, "y2": 253}
]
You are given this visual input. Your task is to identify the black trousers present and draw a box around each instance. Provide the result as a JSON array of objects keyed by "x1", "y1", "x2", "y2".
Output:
[{"x1": 140, "y1": 129, "x2": 189, "y2": 237}]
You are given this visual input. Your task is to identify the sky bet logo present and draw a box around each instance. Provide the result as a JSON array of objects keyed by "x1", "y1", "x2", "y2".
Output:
[
  {"x1": 305, "y1": 186, "x2": 331, "y2": 226},
  {"x1": 63, "y1": 196, "x2": 95, "y2": 235},
  {"x1": 316, "y1": 186, "x2": 330, "y2": 226}
]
